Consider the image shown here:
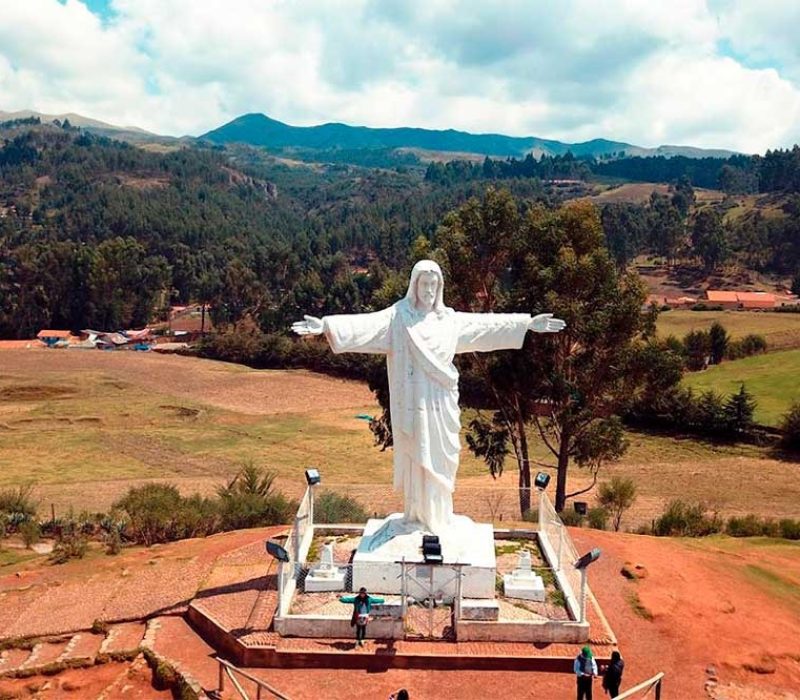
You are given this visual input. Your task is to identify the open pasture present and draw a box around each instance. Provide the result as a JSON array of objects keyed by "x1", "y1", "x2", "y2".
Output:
[
  {"x1": 682, "y1": 348, "x2": 800, "y2": 426},
  {"x1": 1, "y1": 350, "x2": 799, "y2": 528},
  {"x1": 657, "y1": 309, "x2": 800, "y2": 351}
]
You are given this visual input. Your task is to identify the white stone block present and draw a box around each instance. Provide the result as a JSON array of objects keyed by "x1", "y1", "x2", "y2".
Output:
[
  {"x1": 304, "y1": 570, "x2": 346, "y2": 592},
  {"x1": 503, "y1": 572, "x2": 546, "y2": 602},
  {"x1": 461, "y1": 598, "x2": 500, "y2": 621}
]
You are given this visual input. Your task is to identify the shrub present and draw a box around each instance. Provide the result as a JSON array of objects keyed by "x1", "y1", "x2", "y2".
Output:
[
  {"x1": 598, "y1": 476, "x2": 636, "y2": 531},
  {"x1": 50, "y1": 529, "x2": 89, "y2": 564},
  {"x1": 19, "y1": 520, "x2": 40, "y2": 548},
  {"x1": 0, "y1": 484, "x2": 38, "y2": 527},
  {"x1": 522, "y1": 508, "x2": 538, "y2": 523},
  {"x1": 779, "y1": 402, "x2": 800, "y2": 452},
  {"x1": 113, "y1": 484, "x2": 218, "y2": 545},
  {"x1": 726, "y1": 515, "x2": 773, "y2": 537},
  {"x1": 779, "y1": 519, "x2": 800, "y2": 540},
  {"x1": 313, "y1": 491, "x2": 368, "y2": 523},
  {"x1": 560, "y1": 510, "x2": 584, "y2": 527},
  {"x1": 216, "y1": 464, "x2": 296, "y2": 530},
  {"x1": 653, "y1": 500, "x2": 723, "y2": 537},
  {"x1": 587, "y1": 506, "x2": 609, "y2": 530}
]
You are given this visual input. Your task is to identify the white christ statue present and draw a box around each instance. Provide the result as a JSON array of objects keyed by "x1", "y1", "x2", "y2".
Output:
[{"x1": 292, "y1": 259, "x2": 565, "y2": 534}]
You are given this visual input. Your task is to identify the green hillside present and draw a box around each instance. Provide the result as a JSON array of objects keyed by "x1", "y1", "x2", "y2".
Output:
[{"x1": 683, "y1": 349, "x2": 800, "y2": 426}]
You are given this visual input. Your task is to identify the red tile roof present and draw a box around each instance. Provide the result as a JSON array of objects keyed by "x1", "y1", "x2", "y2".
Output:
[
  {"x1": 36, "y1": 329, "x2": 72, "y2": 339},
  {"x1": 706, "y1": 290, "x2": 738, "y2": 302}
]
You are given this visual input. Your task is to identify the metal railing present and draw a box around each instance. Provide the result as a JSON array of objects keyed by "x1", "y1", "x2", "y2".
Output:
[
  {"x1": 216, "y1": 657, "x2": 291, "y2": 700},
  {"x1": 615, "y1": 672, "x2": 664, "y2": 699}
]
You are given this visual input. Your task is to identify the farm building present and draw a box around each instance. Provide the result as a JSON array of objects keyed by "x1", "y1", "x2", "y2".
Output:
[
  {"x1": 35, "y1": 329, "x2": 73, "y2": 347},
  {"x1": 705, "y1": 290, "x2": 740, "y2": 309}
]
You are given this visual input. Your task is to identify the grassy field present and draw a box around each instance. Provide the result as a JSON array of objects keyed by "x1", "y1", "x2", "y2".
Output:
[
  {"x1": 683, "y1": 348, "x2": 800, "y2": 426},
  {"x1": 1, "y1": 349, "x2": 799, "y2": 527},
  {"x1": 657, "y1": 309, "x2": 800, "y2": 350}
]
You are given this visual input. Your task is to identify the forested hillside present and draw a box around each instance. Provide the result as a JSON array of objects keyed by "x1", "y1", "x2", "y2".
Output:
[
  {"x1": 2, "y1": 121, "x2": 799, "y2": 341},
  {"x1": 0, "y1": 123, "x2": 552, "y2": 338}
]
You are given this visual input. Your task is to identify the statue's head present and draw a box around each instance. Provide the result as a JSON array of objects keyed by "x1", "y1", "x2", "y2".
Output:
[{"x1": 406, "y1": 259, "x2": 445, "y2": 314}]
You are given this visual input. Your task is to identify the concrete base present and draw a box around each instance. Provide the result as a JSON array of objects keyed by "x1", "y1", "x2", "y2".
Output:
[
  {"x1": 461, "y1": 599, "x2": 500, "y2": 621},
  {"x1": 503, "y1": 573, "x2": 546, "y2": 602},
  {"x1": 457, "y1": 619, "x2": 590, "y2": 643},
  {"x1": 304, "y1": 570, "x2": 346, "y2": 592},
  {"x1": 352, "y1": 513, "x2": 496, "y2": 599},
  {"x1": 274, "y1": 615, "x2": 405, "y2": 639}
]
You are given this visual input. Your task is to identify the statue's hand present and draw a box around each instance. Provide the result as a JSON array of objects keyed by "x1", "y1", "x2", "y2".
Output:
[
  {"x1": 291, "y1": 315, "x2": 324, "y2": 336},
  {"x1": 530, "y1": 313, "x2": 566, "y2": 333}
]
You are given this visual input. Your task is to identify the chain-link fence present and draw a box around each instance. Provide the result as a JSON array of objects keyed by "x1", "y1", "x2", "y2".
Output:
[{"x1": 538, "y1": 490, "x2": 582, "y2": 619}]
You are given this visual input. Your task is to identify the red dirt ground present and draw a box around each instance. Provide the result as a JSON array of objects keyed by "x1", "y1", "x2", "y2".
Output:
[{"x1": 3, "y1": 527, "x2": 798, "y2": 699}]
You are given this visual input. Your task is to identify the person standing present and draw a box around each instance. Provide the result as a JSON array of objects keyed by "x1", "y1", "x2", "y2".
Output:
[
  {"x1": 603, "y1": 650, "x2": 625, "y2": 697},
  {"x1": 574, "y1": 645, "x2": 598, "y2": 700},
  {"x1": 351, "y1": 587, "x2": 372, "y2": 647}
]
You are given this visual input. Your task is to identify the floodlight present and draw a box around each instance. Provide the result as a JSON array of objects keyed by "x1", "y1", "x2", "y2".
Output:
[
  {"x1": 422, "y1": 535, "x2": 442, "y2": 564},
  {"x1": 266, "y1": 540, "x2": 290, "y2": 562},
  {"x1": 534, "y1": 472, "x2": 551, "y2": 490},
  {"x1": 574, "y1": 501, "x2": 588, "y2": 516},
  {"x1": 304, "y1": 468, "x2": 321, "y2": 486},
  {"x1": 574, "y1": 548, "x2": 601, "y2": 570}
]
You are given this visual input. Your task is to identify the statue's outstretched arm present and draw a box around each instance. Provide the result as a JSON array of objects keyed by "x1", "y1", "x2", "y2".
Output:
[
  {"x1": 529, "y1": 313, "x2": 566, "y2": 333},
  {"x1": 291, "y1": 315, "x2": 324, "y2": 336}
]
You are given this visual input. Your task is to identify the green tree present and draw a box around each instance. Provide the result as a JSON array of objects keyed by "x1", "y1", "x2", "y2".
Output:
[
  {"x1": 692, "y1": 209, "x2": 728, "y2": 270},
  {"x1": 683, "y1": 329, "x2": 710, "y2": 371},
  {"x1": 708, "y1": 321, "x2": 729, "y2": 365},
  {"x1": 779, "y1": 402, "x2": 800, "y2": 452},
  {"x1": 724, "y1": 384, "x2": 756, "y2": 436},
  {"x1": 598, "y1": 476, "x2": 637, "y2": 532},
  {"x1": 436, "y1": 192, "x2": 651, "y2": 513}
]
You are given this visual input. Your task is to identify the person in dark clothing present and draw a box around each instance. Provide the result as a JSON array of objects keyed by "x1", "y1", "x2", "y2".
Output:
[
  {"x1": 603, "y1": 650, "x2": 625, "y2": 697},
  {"x1": 574, "y1": 645, "x2": 598, "y2": 700},
  {"x1": 351, "y1": 587, "x2": 372, "y2": 646}
]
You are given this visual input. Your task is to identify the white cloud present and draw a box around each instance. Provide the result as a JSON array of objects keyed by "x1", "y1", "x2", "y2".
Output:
[{"x1": 0, "y1": 0, "x2": 798, "y2": 151}]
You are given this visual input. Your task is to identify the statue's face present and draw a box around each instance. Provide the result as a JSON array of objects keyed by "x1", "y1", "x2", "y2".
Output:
[{"x1": 415, "y1": 271, "x2": 438, "y2": 312}]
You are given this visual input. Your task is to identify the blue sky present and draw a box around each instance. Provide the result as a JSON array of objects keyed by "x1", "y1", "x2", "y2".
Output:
[{"x1": 4, "y1": 0, "x2": 800, "y2": 153}]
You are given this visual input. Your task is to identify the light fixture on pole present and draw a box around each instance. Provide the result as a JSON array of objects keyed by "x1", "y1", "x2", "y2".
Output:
[
  {"x1": 574, "y1": 548, "x2": 601, "y2": 623},
  {"x1": 304, "y1": 468, "x2": 321, "y2": 486},
  {"x1": 534, "y1": 471, "x2": 551, "y2": 490},
  {"x1": 266, "y1": 540, "x2": 290, "y2": 562}
]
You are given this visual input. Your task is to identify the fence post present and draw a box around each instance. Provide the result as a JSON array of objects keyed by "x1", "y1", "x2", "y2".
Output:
[
  {"x1": 579, "y1": 566, "x2": 588, "y2": 623},
  {"x1": 400, "y1": 557, "x2": 407, "y2": 618},
  {"x1": 538, "y1": 488, "x2": 546, "y2": 533}
]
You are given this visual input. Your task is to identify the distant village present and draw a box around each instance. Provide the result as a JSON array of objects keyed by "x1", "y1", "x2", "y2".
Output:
[
  {"x1": 646, "y1": 289, "x2": 798, "y2": 310},
  {"x1": 13, "y1": 305, "x2": 212, "y2": 351}
]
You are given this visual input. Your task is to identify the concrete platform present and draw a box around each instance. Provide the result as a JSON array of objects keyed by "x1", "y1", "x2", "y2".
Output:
[{"x1": 351, "y1": 514, "x2": 496, "y2": 599}]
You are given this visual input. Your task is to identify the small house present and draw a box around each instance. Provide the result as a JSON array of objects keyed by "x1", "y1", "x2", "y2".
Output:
[{"x1": 36, "y1": 329, "x2": 72, "y2": 347}]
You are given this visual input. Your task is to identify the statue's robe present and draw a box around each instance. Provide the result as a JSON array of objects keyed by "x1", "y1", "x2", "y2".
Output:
[{"x1": 323, "y1": 299, "x2": 531, "y2": 533}]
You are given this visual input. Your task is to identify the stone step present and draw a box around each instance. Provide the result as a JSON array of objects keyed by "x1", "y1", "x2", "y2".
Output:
[
  {"x1": 18, "y1": 639, "x2": 71, "y2": 670},
  {"x1": 0, "y1": 647, "x2": 36, "y2": 675},
  {"x1": 58, "y1": 631, "x2": 105, "y2": 663},
  {"x1": 151, "y1": 615, "x2": 218, "y2": 692},
  {"x1": 99, "y1": 621, "x2": 147, "y2": 657}
]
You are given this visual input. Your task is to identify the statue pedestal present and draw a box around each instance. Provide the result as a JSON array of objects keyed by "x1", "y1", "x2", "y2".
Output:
[{"x1": 351, "y1": 513, "x2": 496, "y2": 599}]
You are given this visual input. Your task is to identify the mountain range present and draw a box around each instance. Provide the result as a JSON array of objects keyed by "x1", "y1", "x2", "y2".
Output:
[{"x1": 1, "y1": 108, "x2": 739, "y2": 160}]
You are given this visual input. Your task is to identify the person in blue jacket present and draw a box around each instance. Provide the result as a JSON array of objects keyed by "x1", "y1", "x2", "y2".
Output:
[
  {"x1": 351, "y1": 587, "x2": 372, "y2": 646},
  {"x1": 574, "y1": 645, "x2": 598, "y2": 699}
]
